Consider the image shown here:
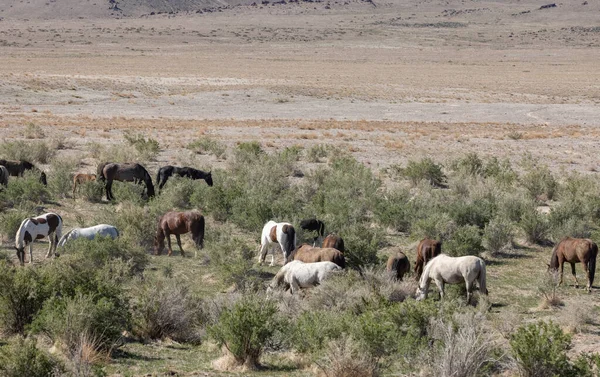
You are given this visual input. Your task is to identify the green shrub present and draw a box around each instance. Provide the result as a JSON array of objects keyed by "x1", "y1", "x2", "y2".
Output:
[
  {"x1": 519, "y1": 208, "x2": 550, "y2": 244},
  {"x1": 77, "y1": 180, "x2": 104, "y2": 203},
  {"x1": 402, "y1": 158, "x2": 446, "y2": 187},
  {"x1": 208, "y1": 295, "x2": 282, "y2": 368},
  {"x1": 306, "y1": 144, "x2": 329, "y2": 163},
  {"x1": 0, "y1": 207, "x2": 30, "y2": 243},
  {"x1": 374, "y1": 188, "x2": 412, "y2": 232},
  {"x1": 205, "y1": 236, "x2": 260, "y2": 291},
  {"x1": 187, "y1": 137, "x2": 226, "y2": 159},
  {"x1": 411, "y1": 212, "x2": 457, "y2": 242},
  {"x1": 123, "y1": 131, "x2": 160, "y2": 161},
  {"x1": 280, "y1": 145, "x2": 303, "y2": 162},
  {"x1": 47, "y1": 157, "x2": 78, "y2": 199},
  {"x1": 235, "y1": 141, "x2": 264, "y2": 157},
  {"x1": 0, "y1": 336, "x2": 64, "y2": 377},
  {"x1": 450, "y1": 152, "x2": 484, "y2": 176},
  {"x1": 0, "y1": 170, "x2": 49, "y2": 206},
  {"x1": 340, "y1": 224, "x2": 383, "y2": 269},
  {"x1": 23, "y1": 122, "x2": 45, "y2": 139},
  {"x1": 510, "y1": 321, "x2": 574, "y2": 377},
  {"x1": 483, "y1": 217, "x2": 514, "y2": 254},
  {"x1": 290, "y1": 310, "x2": 351, "y2": 354},
  {"x1": 0, "y1": 262, "x2": 48, "y2": 334},
  {"x1": 95, "y1": 201, "x2": 156, "y2": 248},
  {"x1": 154, "y1": 175, "x2": 196, "y2": 209},
  {"x1": 498, "y1": 193, "x2": 533, "y2": 223},
  {"x1": 520, "y1": 160, "x2": 557, "y2": 201},
  {"x1": 0, "y1": 140, "x2": 56, "y2": 164},
  {"x1": 109, "y1": 181, "x2": 146, "y2": 204},
  {"x1": 447, "y1": 196, "x2": 496, "y2": 229},
  {"x1": 445, "y1": 225, "x2": 483, "y2": 257}
]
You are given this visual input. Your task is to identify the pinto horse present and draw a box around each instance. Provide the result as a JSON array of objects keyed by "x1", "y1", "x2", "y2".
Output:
[
  {"x1": 549, "y1": 237, "x2": 598, "y2": 292},
  {"x1": 267, "y1": 260, "x2": 341, "y2": 294},
  {"x1": 288, "y1": 244, "x2": 345, "y2": 268},
  {"x1": 387, "y1": 251, "x2": 410, "y2": 281},
  {"x1": 71, "y1": 173, "x2": 97, "y2": 197},
  {"x1": 299, "y1": 218, "x2": 325, "y2": 246},
  {"x1": 0, "y1": 165, "x2": 8, "y2": 186},
  {"x1": 155, "y1": 165, "x2": 213, "y2": 191},
  {"x1": 322, "y1": 233, "x2": 345, "y2": 253},
  {"x1": 14, "y1": 212, "x2": 63, "y2": 266},
  {"x1": 414, "y1": 238, "x2": 442, "y2": 279},
  {"x1": 258, "y1": 220, "x2": 297, "y2": 266},
  {"x1": 100, "y1": 162, "x2": 155, "y2": 200},
  {"x1": 154, "y1": 211, "x2": 205, "y2": 257},
  {"x1": 0, "y1": 159, "x2": 47, "y2": 185},
  {"x1": 416, "y1": 254, "x2": 488, "y2": 304}
]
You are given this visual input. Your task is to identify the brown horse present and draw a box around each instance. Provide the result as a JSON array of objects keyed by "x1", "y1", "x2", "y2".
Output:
[
  {"x1": 0, "y1": 159, "x2": 46, "y2": 185},
  {"x1": 154, "y1": 210, "x2": 205, "y2": 257},
  {"x1": 387, "y1": 251, "x2": 410, "y2": 281},
  {"x1": 72, "y1": 173, "x2": 96, "y2": 196},
  {"x1": 288, "y1": 244, "x2": 345, "y2": 268},
  {"x1": 100, "y1": 162, "x2": 155, "y2": 200},
  {"x1": 549, "y1": 237, "x2": 597, "y2": 292},
  {"x1": 414, "y1": 238, "x2": 442, "y2": 279},
  {"x1": 322, "y1": 234, "x2": 345, "y2": 253}
]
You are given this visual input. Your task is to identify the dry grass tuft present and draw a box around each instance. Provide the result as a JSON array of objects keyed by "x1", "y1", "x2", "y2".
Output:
[{"x1": 315, "y1": 336, "x2": 379, "y2": 377}]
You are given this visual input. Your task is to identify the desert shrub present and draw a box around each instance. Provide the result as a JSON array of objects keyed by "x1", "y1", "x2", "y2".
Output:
[
  {"x1": 519, "y1": 207, "x2": 550, "y2": 244},
  {"x1": 483, "y1": 217, "x2": 514, "y2": 254},
  {"x1": 154, "y1": 175, "x2": 196, "y2": 209},
  {"x1": 88, "y1": 143, "x2": 139, "y2": 163},
  {"x1": 401, "y1": 158, "x2": 446, "y2": 187},
  {"x1": 0, "y1": 262, "x2": 48, "y2": 334},
  {"x1": 109, "y1": 181, "x2": 147, "y2": 204},
  {"x1": 0, "y1": 170, "x2": 49, "y2": 206},
  {"x1": 130, "y1": 277, "x2": 205, "y2": 343},
  {"x1": 548, "y1": 200, "x2": 594, "y2": 242},
  {"x1": 0, "y1": 140, "x2": 56, "y2": 163},
  {"x1": 47, "y1": 157, "x2": 78, "y2": 199},
  {"x1": 95, "y1": 201, "x2": 156, "y2": 248},
  {"x1": 520, "y1": 159, "x2": 557, "y2": 201},
  {"x1": 205, "y1": 235, "x2": 260, "y2": 291},
  {"x1": 411, "y1": 212, "x2": 457, "y2": 242},
  {"x1": 235, "y1": 141, "x2": 264, "y2": 157},
  {"x1": 445, "y1": 225, "x2": 483, "y2": 257},
  {"x1": 484, "y1": 157, "x2": 518, "y2": 187},
  {"x1": 189, "y1": 170, "x2": 231, "y2": 222},
  {"x1": 316, "y1": 336, "x2": 379, "y2": 377},
  {"x1": 510, "y1": 320, "x2": 574, "y2": 377},
  {"x1": 23, "y1": 122, "x2": 45, "y2": 139},
  {"x1": 32, "y1": 292, "x2": 129, "y2": 353},
  {"x1": 429, "y1": 311, "x2": 500, "y2": 377},
  {"x1": 280, "y1": 145, "x2": 303, "y2": 161},
  {"x1": 123, "y1": 131, "x2": 160, "y2": 161},
  {"x1": 448, "y1": 196, "x2": 497, "y2": 229},
  {"x1": 497, "y1": 192, "x2": 533, "y2": 223},
  {"x1": 208, "y1": 295, "x2": 282, "y2": 369},
  {"x1": 374, "y1": 188, "x2": 413, "y2": 232},
  {"x1": 0, "y1": 336, "x2": 64, "y2": 377},
  {"x1": 340, "y1": 224, "x2": 384, "y2": 269},
  {"x1": 187, "y1": 137, "x2": 227, "y2": 159},
  {"x1": 290, "y1": 310, "x2": 351, "y2": 354},
  {"x1": 77, "y1": 180, "x2": 104, "y2": 202},
  {"x1": 306, "y1": 144, "x2": 329, "y2": 163},
  {"x1": 450, "y1": 152, "x2": 485, "y2": 176},
  {"x1": 0, "y1": 207, "x2": 31, "y2": 242}
]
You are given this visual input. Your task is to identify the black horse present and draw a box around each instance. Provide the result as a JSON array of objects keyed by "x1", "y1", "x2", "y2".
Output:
[
  {"x1": 0, "y1": 159, "x2": 47, "y2": 185},
  {"x1": 300, "y1": 218, "x2": 326, "y2": 246},
  {"x1": 156, "y1": 165, "x2": 213, "y2": 191}
]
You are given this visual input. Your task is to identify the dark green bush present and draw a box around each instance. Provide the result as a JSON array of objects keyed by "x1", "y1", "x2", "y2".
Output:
[
  {"x1": 374, "y1": 188, "x2": 413, "y2": 232},
  {"x1": 290, "y1": 310, "x2": 351, "y2": 354},
  {"x1": 235, "y1": 141, "x2": 264, "y2": 157},
  {"x1": 450, "y1": 152, "x2": 484, "y2": 176},
  {"x1": 510, "y1": 321, "x2": 574, "y2": 377},
  {"x1": 447, "y1": 196, "x2": 496, "y2": 229},
  {"x1": 402, "y1": 158, "x2": 446, "y2": 187},
  {"x1": 208, "y1": 295, "x2": 282, "y2": 368},
  {"x1": 445, "y1": 225, "x2": 483, "y2": 257},
  {"x1": 0, "y1": 336, "x2": 64, "y2": 377},
  {"x1": 340, "y1": 224, "x2": 384, "y2": 269}
]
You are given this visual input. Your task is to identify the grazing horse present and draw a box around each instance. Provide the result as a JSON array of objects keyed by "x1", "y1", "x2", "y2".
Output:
[
  {"x1": 0, "y1": 159, "x2": 47, "y2": 185},
  {"x1": 14, "y1": 212, "x2": 63, "y2": 266},
  {"x1": 414, "y1": 238, "x2": 442, "y2": 279},
  {"x1": 267, "y1": 260, "x2": 341, "y2": 294},
  {"x1": 288, "y1": 244, "x2": 345, "y2": 268},
  {"x1": 258, "y1": 220, "x2": 297, "y2": 266},
  {"x1": 549, "y1": 237, "x2": 597, "y2": 292},
  {"x1": 416, "y1": 254, "x2": 488, "y2": 304},
  {"x1": 0, "y1": 165, "x2": 8, "y2": 186},
  {"x1": 58, "y1": 224, "x2": 119, "y2": 247},
  {"x1": 154, "y1": 210, "x2": 205, "y2": 257},
  {"x1": 155, "y1": 165, "x2": 213, "y2": 191},
  {"x1": 387, "y1": 251, "x2": 410, "y2": 281},
  {"x1": 322, "y1": 233, "x2": 345, "y2": 253},
  {"x1": 71, "y1": 173, "x2": 97, "y2": 196},
  {"x1": 300, "y1": 218, "x2": 326, "y2": 246},
  {"x1": 101, "y1": 162, "x2": 155, "y2": 200}
]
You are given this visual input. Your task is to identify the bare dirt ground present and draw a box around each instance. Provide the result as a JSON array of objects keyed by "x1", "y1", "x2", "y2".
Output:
[{"x1": 1, "y1": 0, "x2": 600, "y2": 373}]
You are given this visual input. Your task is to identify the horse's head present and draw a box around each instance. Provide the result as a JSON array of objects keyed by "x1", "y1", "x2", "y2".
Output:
[
  {"x1": 14, "y1": 246, "x2": 25, "y2": 266},
  {"x1": 205, "y1": 171, "x2": 213, "y2": 187},
  {"x1": 39, "y1": 171, "x2": 47, "y2": 186},
  {"x1": 415, "y1": 285, "x2": 427, "y2": 301},
  {"x1": 154, "y1": 232, "x2": 165, "y2": 255}
]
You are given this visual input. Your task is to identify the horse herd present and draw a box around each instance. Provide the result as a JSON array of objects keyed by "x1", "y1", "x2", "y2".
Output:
[{"x1": 4, "y1": 159, "x2": 598, "y2": 302}]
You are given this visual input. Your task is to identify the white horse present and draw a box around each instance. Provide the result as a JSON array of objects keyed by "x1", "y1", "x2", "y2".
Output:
[
  {"x1": 15, "y1": 212, "x2": 63, "y2": 266},
  {"x1": 416, "y1": 254, "x2": 488, "y2": 304},
  {"x1": 58, "y1": 224, "x2": 119, "y2": 247},
  {"x1": 267, "y1": 260, "x2": 341, "y2": 294},
  {"x1": 258, "y1": 220, "x2": 297, "y2": 266}
]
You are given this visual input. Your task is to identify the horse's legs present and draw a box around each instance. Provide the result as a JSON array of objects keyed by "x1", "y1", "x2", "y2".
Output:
[
  {"x1": 175, "y1": 234, "x2": 185, "y2": 257},
  {"x1": 434, "y1": 279, "x2": 444, "y2": 300},
  {"x1": 166, "y1": 233, "x2": 173, "y2": 256},
  {"x1": 571, "y1": 262, "x2": 579, "y2": 288},
  {"x1": 559, "y1": 260, "x2": 565, "y2": 286},
  {"x1": 105, "y1": 179, "x2": 113, "y2": 200},
  {"x1": 45, "y1": 233, "x2": 54, "y2": 258},
  {"x1": 258, "y1": 243, "x2": 269, "y2": 265},
  {"x1": 270, "y1": 248, "x2": 276, "y2": 267},
  {"x1": 290, "y1": 277, "x2": 300, "y2": 294},
  {"x1": 29, "y1": 243, "x2": 34, "y2": 264},
  {"x1": 581, "y1": 260, "x2": 590, "y2": 291},
  {"x1": 72, "y1": 181, "x2": 77, "y2": 197},
  {"x1": 465, "y1": 278, "x2": 474, "y2": 305}
]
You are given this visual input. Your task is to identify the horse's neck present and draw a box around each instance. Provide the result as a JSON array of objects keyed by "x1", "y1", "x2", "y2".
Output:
[
  {"x1": 419, "y1": 267, "x2": 432, "y2": 290},
  {"x1": 15, "y1": 221, "x2": 30, "y2": 247}
]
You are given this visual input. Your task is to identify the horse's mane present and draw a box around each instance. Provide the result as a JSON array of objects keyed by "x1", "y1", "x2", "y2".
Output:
[{"x1": 418, "y1": 254, "x2": 438, "y2": 289}]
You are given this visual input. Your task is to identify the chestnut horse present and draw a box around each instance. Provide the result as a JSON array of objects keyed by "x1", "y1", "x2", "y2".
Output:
[
  {"x1": 322, "y1": 233, "x2": 345, "y2": 253},
  {"x1": 72, "y1": 173, "x2": 96, "y2": 196},
  {"x1": 154, "y1": 210, "x2": 205, "y2": 257},
  {"x1": 387, "y1": 251, "x2": 410, "y2": 281},
  {"x1": 414, "y1": 238, "x2": 442, "y2": 279},
  {"x1": 99, "y1": 162, "x2": 155, "y2": 200},
  {"x1": 0, "y1": 159, "x2": 46, "y2": 185},
  {"x1": 288, "y1": 244, "x2": 345, "y2": 268},
  {"x1": 549, "y1": 237, "x2": 597, "y2": 292}
]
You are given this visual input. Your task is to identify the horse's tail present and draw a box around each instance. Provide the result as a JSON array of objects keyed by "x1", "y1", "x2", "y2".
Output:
[
  {"x1": 589, "y1": 242, "x2": 597, "y2": 288},
  {"x1": 142, "y1": 166, "x2": 155, "y2": 198},
  {"x1": 281, "y1": 225, "x2": 296, "y2": 262},
  {"x1": 97, "y1": 162, "x2": 107, "y2": 181},
  {"x1": 479, "y1": 259, "x2": 488, "y2": 295}
]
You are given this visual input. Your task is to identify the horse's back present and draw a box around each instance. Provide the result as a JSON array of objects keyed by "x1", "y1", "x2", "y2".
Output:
[
  {"x1": 322, "y1": 234, "x2": 345, "y2": 253},
  {"x1": 556, "y1": 237, "x2": 597, "y2": 262}
]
